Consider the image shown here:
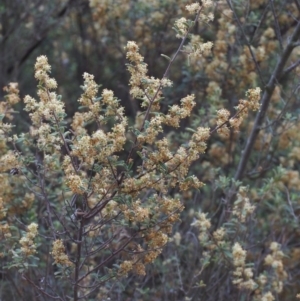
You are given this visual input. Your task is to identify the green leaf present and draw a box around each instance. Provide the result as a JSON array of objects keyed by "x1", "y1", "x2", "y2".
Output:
[
  {"x1": 144, "y1": 120, "x2": 150, "y2": 130},
  {"x1": 161, "y1": 54, "x2": 171, "y2": 61},
  {"x1": 63, "y1": 131, "x2": 71, "y2": 138},
  {"x1": 15, "y1": 137, "x2": 25, "y2": 143},
  {"x1": 185, "y1": 127, "x2": 196, "y2": 133},
  {"x1": 158, "y1": 162, "x2": 168, "y2": 173}
]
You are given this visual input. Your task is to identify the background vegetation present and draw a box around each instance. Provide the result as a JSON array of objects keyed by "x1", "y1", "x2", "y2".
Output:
[{"x1": 1, "y1": 0, "x2": 300, "y2": 300}]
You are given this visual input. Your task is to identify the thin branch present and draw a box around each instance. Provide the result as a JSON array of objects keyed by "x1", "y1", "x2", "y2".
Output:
[
  {"x1": 270, "y1": 0, "x2": 283, "y2": 52},
  {"x1": 284, "y1": 186, "x2": 299, "y2": 222},
  {"x1": 125, "y1": 7, "x2": 204, "y2": 166},
  {"x1": 250, "y1": 1, "x2": 270, "y2": 44},
  {"x1": 22, "y1": 274, "x2": 64, "y2": 300},
  {"x1": 294, "y1": 0, "x2": 300, "y2": 13},
  {"x1": 281, "y1": 58, "x2": 300, "y2": 78},
  {"x1": 4, "y1": 272, "x2": 23, "y2": 300},
  {"x1": 234, "y1": 19, "x2": 300, "y2": 181},
  {"x1": 226, "y1": 0, "x2": 265, "y2": 86},
  {"x1": 77, "y1": 233, "x2": 138, "y2": 283},
  {"x1": 73, "y1": 222, "x2": 84, "y2": 301}
]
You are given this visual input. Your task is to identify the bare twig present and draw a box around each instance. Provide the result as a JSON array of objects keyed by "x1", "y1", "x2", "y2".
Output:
[
  {"x1": 270, "y1": 0, "x2": 283, "y2": 52},
  {"x1": 226, "y1": 0, "x2": 265, "y2": 86},
  {"x1": 234, "y1": 20, "x2": 300, "y2": 181},
  {"x1": 250, "y1": 1, "x2": 270, "y2": 44},
  {"x1": 281, "y1": 58, "x2": 300, "y2": 78},
  {"x1": 284, "y1": 186, "x2": 299, "y2": 222},
  {"x1": 73, "y1": 222, "x2": 84, "y2": 301},
  {"x1": 125, "y1": 7, "x2": 204, "y2": 166}
]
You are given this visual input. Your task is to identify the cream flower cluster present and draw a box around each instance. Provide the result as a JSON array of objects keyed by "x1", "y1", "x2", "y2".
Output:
[
  {"x1": 23, "y1": 56, "x2": 65, "y2": 151},
  {"x1": 3, "y1": 83, "x2": 20, "y2": 105},
  {"x1": 51, "y1": 239, "x2": 72, "y2": 266},
  {"x1": 125, "y1": 41, "x2": 172, "y2": 112},
  {"x1": 232, "y1": 242, "x2": 257, "y2": 290},
  {"x1": 215, "y1": 87, "x2": 262, "y2": 137},
  {"x1": 175, "y1": 1, "x2": 214, "y2": 38},
  {"x1": 1, "y1": 83, "x2": 21, "y2": 137},
  {"x1": 232, "y1": 186, "x2": 256, "y2": 223},
  {"x1": 19, "y1": 223, "x2": 38, "y2": 257}
]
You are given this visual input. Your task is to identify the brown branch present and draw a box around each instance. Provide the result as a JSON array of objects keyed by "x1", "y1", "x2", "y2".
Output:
[
  {"x1": 281, "y1": 58, "x2": 300, "y2": 78},
  {"x1": 22, "y1": 274, "x2": 64, "y2": 300},
  {"x1": 125, "y1": 7, "x2": 204, "y2": 166},
  {"x1": 73, "y1": 222, "x2": 84, "y2": 301},
  {"x1": 234, "y1": 19, "x2": 300, "y2": 182},
  {"x1": 294, "y1": 0, "x2": 300, "y2": 13},
  {"x1": 77, "y1": 233, "x2": 138, "y2": 283},
  {"x1": 250, "y1": 1, "x2": 270, "y2": 44},
  {"x1": 270, "y1": 0, "x2": 283, "y2": 52},
  {"x1": 226, "y1": 0, "x2": 265, "y2": 86}
]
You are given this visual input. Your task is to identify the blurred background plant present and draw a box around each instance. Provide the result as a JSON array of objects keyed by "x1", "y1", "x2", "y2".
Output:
[{"x1": 1, "y1": 0, "x2": 300, "y2": 300}]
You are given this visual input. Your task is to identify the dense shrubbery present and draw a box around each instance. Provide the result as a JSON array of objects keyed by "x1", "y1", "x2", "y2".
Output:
[{"x1": 1, "y1": 0, "x2": 300, "y2": 300}]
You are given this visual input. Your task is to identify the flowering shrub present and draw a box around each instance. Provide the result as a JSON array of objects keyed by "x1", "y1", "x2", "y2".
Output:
[{"x1": 1, "y1": 0, "x2": 300, "y2": 300}]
